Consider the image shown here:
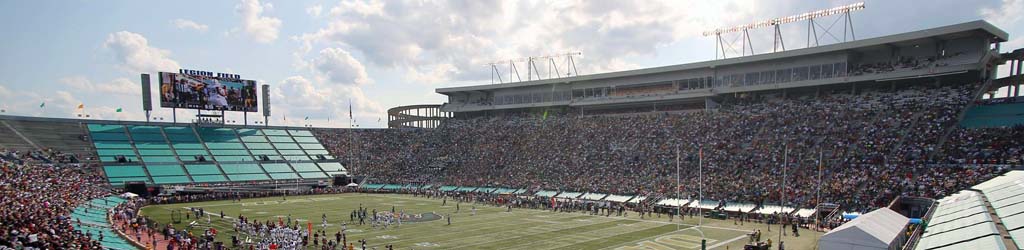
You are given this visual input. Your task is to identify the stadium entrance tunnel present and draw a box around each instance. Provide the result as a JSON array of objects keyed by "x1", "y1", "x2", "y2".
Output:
[{"x1": 387, "y1": 104, "x2": 451, "y2": 128}]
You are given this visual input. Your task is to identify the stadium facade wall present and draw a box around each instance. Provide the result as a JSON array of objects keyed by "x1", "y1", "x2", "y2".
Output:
[{"x1": 437, "y1": 20, "x2": 1008, "y2": 116}]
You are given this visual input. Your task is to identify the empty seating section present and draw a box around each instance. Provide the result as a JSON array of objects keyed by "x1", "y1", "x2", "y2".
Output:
[
  {"x1": 269, "y1": 172, "x2": 299, "y2": 180},
  {"x1": 319, "y1": 162, "x2": 347, "y2": 175},
  {"x1": 961, "y1": 103, "x2": 1024, "y2": 128},
  {"x1": 103, "y1": 165, "x2": 149, "y2": 185},
  {"x1": 87, "y1": 124, "x2": 346, "y2": 185},
  {"x1": 90, "y1": 124, "x2": 139, "y2": 164}
]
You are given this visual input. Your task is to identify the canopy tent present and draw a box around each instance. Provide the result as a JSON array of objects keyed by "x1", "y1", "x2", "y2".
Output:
[
  {"x1": 119, "y1": 192, "x2": 138, "y2": 198},
  {"x1": 819, "y1": 207, "x2": 909, "y2": 250},
  {"x1": 346, "y1": 183, "x2": 359, "y2": 187}
]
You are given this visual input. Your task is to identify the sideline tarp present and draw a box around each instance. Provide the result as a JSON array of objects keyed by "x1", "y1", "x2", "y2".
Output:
[{"x1": 819, "y1": 207, "x2": 909, "y2": 250}]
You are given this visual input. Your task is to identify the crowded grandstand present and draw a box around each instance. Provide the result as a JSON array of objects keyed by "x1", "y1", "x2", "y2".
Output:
[{"x1": 1, "y1": 8, "x2": 1024, "y2": 250}]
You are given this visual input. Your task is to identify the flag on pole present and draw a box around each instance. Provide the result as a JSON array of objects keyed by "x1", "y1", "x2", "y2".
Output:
[
  {"x1": 77, "y1": 104, "x2": 84, "y2": 110},
  {"x1": 39, "y1": 102, "x2": 45, "y2": 108},
  {"x1": 115, "y1": 108, "x2": 123, "y2": 113},
  {"x1": 304, "y1": 116, "x2": 309, "y2": 121},
  {"x1": 348, "y1": 99, "x2": 353, "y2": 119},
  {"x1": 542, "y1": 110, "x2": 549, "y2": 120}
]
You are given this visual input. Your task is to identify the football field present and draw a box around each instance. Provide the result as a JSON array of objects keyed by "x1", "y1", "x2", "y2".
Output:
[{"x1": 141, "y1": 193, "x2": 822, "y2": 249}]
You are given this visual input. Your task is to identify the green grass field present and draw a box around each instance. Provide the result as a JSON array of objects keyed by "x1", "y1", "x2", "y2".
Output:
[{"x1": 141, "y1": 193, "x2": 822, "y2": 249}]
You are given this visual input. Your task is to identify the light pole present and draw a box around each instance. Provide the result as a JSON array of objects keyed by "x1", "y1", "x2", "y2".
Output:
[{"x1": 780, "y1": 144, "x2": 789, "y2": 244}]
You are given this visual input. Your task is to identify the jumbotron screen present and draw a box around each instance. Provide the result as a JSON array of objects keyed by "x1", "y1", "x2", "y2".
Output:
[{"x1": 158, "y1": 71, "x2": 258, "y2": 112}]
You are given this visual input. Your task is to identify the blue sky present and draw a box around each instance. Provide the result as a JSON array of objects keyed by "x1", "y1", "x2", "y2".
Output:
[{"x1": 0, "y1": 0, "x2": 1021, "y2": 128}]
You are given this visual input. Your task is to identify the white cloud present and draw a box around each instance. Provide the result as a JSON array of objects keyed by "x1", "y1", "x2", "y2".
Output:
[
  {"x1": 271, "y1": 75, "x2": 384, "y2": 128},
  {"x1": 328, "y1": 0, "x2": 385, "y2": 17},
  {"x1": 306, "y1": 4, "x2": 323, "y2": 18},
  {"x1": 0, "y1": 85, "x2": 11, "y2": 98},
  {"x1": 313, "y1": 48, "x2": 370, "y2": 86},
  {"x1": 171, "y1": 19, "x2": 209, "y2": 32},
  {"x1": 980, "y1": 0, "x2": 1024, "y2": 28},
  {"x1": 104, "y1": 31, "x2": 181, "y2": 73},
  {"x1": 296, "y1": 0, "x2": 769, "y2": 85},
  {"x1": 277, "y1": 76, "x2": 329, "y2": 108},
  {"x1": 60, "y1": 76, "x2": 141, "y2": 96},
  {"x1": 236, "y1": 0, "x2": 282, "y2": 43}
]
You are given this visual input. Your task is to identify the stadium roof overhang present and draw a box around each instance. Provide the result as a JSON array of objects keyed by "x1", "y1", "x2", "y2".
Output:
[{"x1": 436, "y1": 20, "x2": 1008, "y2": 95}]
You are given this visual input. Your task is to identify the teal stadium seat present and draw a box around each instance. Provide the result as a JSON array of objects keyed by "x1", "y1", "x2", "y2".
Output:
[
  {"x1": 134, "y1": 143, "x2": 172, "y2": 149},
  {"x1": 262, "y1": 129, "x2": 289, "y2": 136},
  {"x1": 162, "y1": 126, "x2": 195, "y2": 134},
  {"x1": 250, "y1": 149, "x2": 278, "y2": 155},
  {"x1": 273, "y1": 143, "x2": 301, "y2": 150},
  {"x1": 260, "y1": 163, "x2": 294, "y2": 173},
  {"x1": 290, "y1": 163, "x2": 323, "y2": 172},
  {"x1": 172, "y1": 143, "x2": 205, "y2": 149},
  {"x1": 130, "y1": 133, "x2": 165, "y2": 142},
  {"x1": 298, "y1": 172, "x2": 328, "y2": 178},
  {"x1": 145, "y1": 165, "x2": 187, "y2": 176},
  {"x1": 293, "y1": 137, "x2": 319, "y2": 143},
  {"x1": 191, "y1": 175, "x2": 228, "y2": 183},
  {"x1": 245, "y1": 143, "x2": 275, "y2": 149},
  {"x1": 221, "y1": 164, "x2": 266, "y2": 174},
  {"x1": 103, "y1": 165, "x2": 147, "y2": 177},
  {"x1": 214, "y1": 155, "x2": 254, "y2": 162},
  {"x1": 90, "y1": 123, "x2": 334, "y2": 185},
  {"x1": 141, "y1": 156, "x2": 178, "y2": 163},
  {"x1": 961, "y1": 103, "x2": 1024, "y2": 128},
  {"x1": 91, "y1": 133, "x2": 130, "y2": 141},
  {"x1": 128, "y1": 125, "x2": 163, "y2": 134},
  {"x1": 184, "y1": 164, "x2": 222, "y2": 175},
  {"x1": 283, "y1": 155, "x2": 310, "y2": 161},
  {"x1": 269, "y1": 172, "x2": 300, "y2": 180},
  {"x1": 87, "y1": 124, "x2": 125, "y2": 133},
  {"x1": 93, "y1": 141, "x2": 133, "y2": 149},
  {"x1": 167, "y1": 133, "x2": 201, "y2": 142},
  {"x1": 152, "y1": 176, "x2": 191, "y2": 184},
  {"x1": 228, "y1": 174, "x2": 270, "y2": 181},
  {"x1": 300, "y1": 143, "x2": 325, "y2": 150},
  {"x1": 288, "y1": 130, "x2": 314, "y2": 137},
  {"x1": 279, "y1": 150, "x2": 306, "y2": 155}
]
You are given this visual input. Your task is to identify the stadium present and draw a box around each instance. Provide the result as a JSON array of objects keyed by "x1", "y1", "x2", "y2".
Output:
[{"x1": 1, "y1": 1, "x2": 1024, "y2": 250}]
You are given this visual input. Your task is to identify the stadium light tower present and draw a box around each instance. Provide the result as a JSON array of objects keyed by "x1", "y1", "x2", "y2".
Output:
[
  {"x1": 704, "y1": 2, "x2": 864, "y2": 59},
  {"x1": 486, "y1": 52, "x2": 582, "y2": 84}
]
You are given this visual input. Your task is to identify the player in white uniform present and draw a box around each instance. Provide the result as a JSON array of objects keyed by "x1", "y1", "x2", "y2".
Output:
[{"x1": 206, "y1": 80, "x2": 229, "y2": 109}]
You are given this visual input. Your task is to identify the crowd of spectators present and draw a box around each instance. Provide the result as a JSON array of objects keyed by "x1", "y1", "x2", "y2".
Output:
[
  {"x1": 317, "y1": 82, "x2": 1018, "y2": 213},
  {"x1": 849, "y1": 52, "x2": 975, "y2": 76},
  {"x1": 939, "y1": 126, "x2": 1024, "y2": 165},
  {"x1": 0, "y1": 148, "x2": 109, "y2": 249}
]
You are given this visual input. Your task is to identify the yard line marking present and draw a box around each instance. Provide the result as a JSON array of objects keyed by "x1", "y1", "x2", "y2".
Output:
[
  {"x1": 422, "y1": 218, "x2": 616, "y2": 249},
  {"x1": 354, "y1": 213, "x2": 560, "y2": 246},
  {"x1": 181, "y1": 207, "x2": 235, "y2": 219},
  {"x1": 388, "y1": 216, "x2": 609, "y2": 246},
  {"x1": 516, "y1": 222, "x2": 669, "y2": 250},
  {"x1": 524, "y1": 218, "x2": 560, "y2": 224},
  {"x1": 707, "y1": 234, "x2": 749, "y2": 249}
]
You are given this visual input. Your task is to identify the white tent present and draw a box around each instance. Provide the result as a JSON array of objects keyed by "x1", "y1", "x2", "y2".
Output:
[
  {"x1": 120, "y1": 192, "x2": 138, "y2": 198},
  {"x1": 346, "y1": 183, "x2": 359, "y2": 187},
  {"x1": 819, "y1": 207, "x2": 909, "y2": 250}
]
